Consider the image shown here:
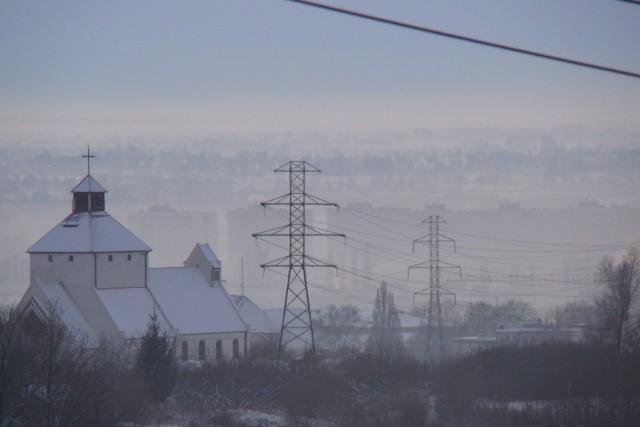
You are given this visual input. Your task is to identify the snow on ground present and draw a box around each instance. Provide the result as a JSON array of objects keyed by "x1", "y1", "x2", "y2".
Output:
[{"x1": 229, "y1": 409, "x2": 288, "y2": 427}]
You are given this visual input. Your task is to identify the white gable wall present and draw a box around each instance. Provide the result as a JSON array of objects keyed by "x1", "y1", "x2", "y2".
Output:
[
  {"x1": 30, "y1": 253, "x2": 95, "y2": 288},
  {"x1": 96, "y1": 252, "x2": 146, "y2": 288},
  {"x1": 184, "y1": 244, "x2": 220, "y2": 285}
]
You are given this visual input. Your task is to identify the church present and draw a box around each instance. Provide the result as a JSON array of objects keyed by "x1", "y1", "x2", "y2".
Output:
[{"x1": 15, "y1": 154, "x2": 248, "y2": 362}]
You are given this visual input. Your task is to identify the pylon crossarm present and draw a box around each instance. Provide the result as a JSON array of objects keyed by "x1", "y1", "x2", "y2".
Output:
[
  {"x1": 409, "y1": 261, "x2": 430, "y2": 269},
  {"x1": 304, "y1": 224, "x2": 346, "y2": 238},
  {"x1": 305, "y1": 193, "x2": 339, "y2": 206},
  {"x1": 274, "y1": 160, "x2": 321, "y2": 173},
  {"x1": 261, "y1": 193, "x2": 291, "y2": 206},
  {"x1": 304, "y1": 255, "x2": 338, "y2": 268},
  {"x1": 413, "y1": 288, "x2": 430, "y2": 297},
  {"x1": 260, "y1": 255, "x2": 291, "y2": 269},
  {"x1": 252, "y1": 225, "x2": 291, "y2": 238},
  {"x1": 438, "y1": 261, "x2": 461, "y2": 269}
]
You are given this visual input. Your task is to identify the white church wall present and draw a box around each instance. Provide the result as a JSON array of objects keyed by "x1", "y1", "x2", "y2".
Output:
[
  {"x1": 178, "y1": 332, "x2": 247, "y2": 362},
  {"x1": 30, "y1": 253, "x2": 95, "y2": 288},
  {"x1": 184, "y1": 245, "x2": 219, "y2": 285},
  {"x1": 95, "y1": 252, "x2": 146, "y2": 288}
]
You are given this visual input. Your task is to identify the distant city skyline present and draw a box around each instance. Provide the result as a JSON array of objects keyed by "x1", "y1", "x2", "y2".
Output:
[{"x1": 1, "y1": 0, "x2": 639, "y2": 138}]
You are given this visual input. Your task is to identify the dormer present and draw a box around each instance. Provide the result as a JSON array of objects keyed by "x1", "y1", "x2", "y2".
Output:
[
  {"x1": 71, "y1": 175, "x2": 107, "y2": 213},
  {"x1": 184, "y1": 243, "x2": 222, "y2": 286}
]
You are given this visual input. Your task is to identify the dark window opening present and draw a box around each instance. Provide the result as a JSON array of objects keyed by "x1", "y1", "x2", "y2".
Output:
[
  {"x1": 73, "y1": 193, "x2": 89, "y2": 213},
  {"x1": 199, "y1": 340, "x2": 206, "y2": 361},
  {"x1": 68, "y1": 255, "x2": 74, "y2": 262},
  {"x1": 181, "y1": 341, "x2": 188, "y2": 361},
  {"x1": 48, "y1": 255, "x2": 53, "y2": 262},
  {"x1": 127, "y1": 254, "x2": 132, "y2": 261},
  {"x1": 233, "y1": 339, "x2": 239, "y2": 358},
  {"x1": 23, "y1": 310, "x2": 45, "y2": 338},
  {"x1": 216, "y1": 340, "x2": 222, "y2": 359},
  {"x1": 90, "y1": 193, "x2": 105, "y2": 211},
  {"x1": 108, "y1": 255, "x2": 113, "y2": 262}
]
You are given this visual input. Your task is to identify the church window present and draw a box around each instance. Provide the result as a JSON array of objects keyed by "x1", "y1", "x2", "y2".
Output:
[
  {"x1": 68, "y1": 255, "x2": 74, "y2": 262},
  {"x1": 127, "y1": 254, "x2": 132, "y2": 261},
  {"x1": 48, "y1": 255, "x2": 53, "y2": 262},
  {"x1": 199, "y1": 340, "x2": 206, "y2": 361},
  {"x1": 212, "y1": 268, "x2": 221, "y2": 282},
  {"x1": 216, "y1": 340, "x2": 222, "y2": 359},
  {"x1": 233, "y1": 339, "x2": 239, "y2": 358},
  {"x1": 181, "y1": 341, "x2": 188, "y2": 361},
  {"x1": 108, "y1": 255, "x2": 113, "y2": 262}
]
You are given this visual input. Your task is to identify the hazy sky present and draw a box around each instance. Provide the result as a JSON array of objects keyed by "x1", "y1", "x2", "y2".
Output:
[{"x1": 1, "y1": 0, "x2": 639, "y2": 136}]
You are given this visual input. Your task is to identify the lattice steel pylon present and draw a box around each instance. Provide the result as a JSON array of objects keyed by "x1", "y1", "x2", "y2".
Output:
[
  {"x1": 409, "y1": 215, "x2": 460, "y2": 363},
  {"x1": 253, "y1": 161, "x2": 344, "y2": 359}
]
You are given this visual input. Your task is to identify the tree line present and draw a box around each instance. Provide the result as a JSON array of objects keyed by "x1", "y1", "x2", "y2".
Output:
[{"x1": 1, "y1": 246, "x2": 639, "y2": 426}]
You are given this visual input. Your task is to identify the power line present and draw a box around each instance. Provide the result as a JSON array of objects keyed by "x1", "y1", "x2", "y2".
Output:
[{"x1": 286, "y1": 0, "x2": 640, "y2": 80}]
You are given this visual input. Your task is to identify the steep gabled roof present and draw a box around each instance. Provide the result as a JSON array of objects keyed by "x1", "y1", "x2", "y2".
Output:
[
  {"x1": 231, "y1": 295, "x2": 279, "y2": 334},
  {"x1": 71, "y1": 174, "x2": 107, "y2": 193},
  {"x1": 96, "y1": 287, "x2": 173, "y2": 339},
  {"x1": 197, "y1": 243, "x2": 221, "y2": 269},
  {"x1": 27, "y1": 212, "x2": 151, "y2": 253},
  {"x1": 148, "y1": 267, "x2": 247, "y2": 335},
  {"x1": 35, "y1": 281, "x2": 100, "y2": 347}
]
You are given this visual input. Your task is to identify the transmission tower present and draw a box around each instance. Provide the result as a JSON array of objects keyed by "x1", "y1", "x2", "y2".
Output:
[
  {"x1": 409, "y1": 215, "x2": 460, "y2": 363},
  {"x1": 253, "y1": 161, "x2": 344, "y2": 359}
]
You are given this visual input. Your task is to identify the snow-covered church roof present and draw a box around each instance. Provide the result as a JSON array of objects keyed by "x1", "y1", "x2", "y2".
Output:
[
  {"x1": 71, "y1": 174, "x2": 107, "y2": 193},
  {"x1": 196, "y1": 243, "x2": 221, "y2": 269},
  {"x1": 27, "y1": 213, "x2": 151, "y2": 253},
  {"x1": 96, "y1": 287, "x2": 173, "y2": 339},
  {"x1": 148, "y1": 267, "x2": 247, "y2": 335},
  {"x1": 231, "y1": 295, "x2": 279, "y2": 334},
  {"x1": 32, "y1": 281, "x2": 100, "y2": 347}
]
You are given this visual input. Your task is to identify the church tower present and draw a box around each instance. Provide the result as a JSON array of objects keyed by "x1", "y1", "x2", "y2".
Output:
[{"x1": 27, "y1": 149, "x2": 151, "y2": 291}]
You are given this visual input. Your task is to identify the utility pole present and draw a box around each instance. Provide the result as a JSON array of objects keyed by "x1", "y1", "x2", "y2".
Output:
[
  {"x1": 409, "y1": 215, "x2": 460, "y2": 363},
  {"x1": 253, "y1": 161, "x2": 344, "y2": 359}
]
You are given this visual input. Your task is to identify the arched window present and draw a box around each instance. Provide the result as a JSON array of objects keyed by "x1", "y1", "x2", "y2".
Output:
[
  {"x1": 127, "y1": 254, "x2": 132, "y2": 261},
  {"x1": 216, "y1": 340, "x2": 222, "y2": 359},
  {"x1": 48, "y1": 255, "x2": 53, "y2": 262},
  {"x1": 108, "y1": 255, "x2": 113, "y2": 262},
  {"x1": 68, "y1": 255, "x2": 74, "y2": 262},
  {"x1": 181, "y1": 341, "x2": 188, "y2": 361},
  {"x1": 199, "y1": 340, "x2": 206, "y2": 361},
  {"x1": 232, "y1": 339, "x2": 239, "y2": 358}
]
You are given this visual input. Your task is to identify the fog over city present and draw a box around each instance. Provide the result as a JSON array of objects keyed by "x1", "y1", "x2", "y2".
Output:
[
  {"x1": 1, "y1": 128, "x2": 639, "y2": 314},
  {"x1": 2, "y1": 1, "x2": 640, "y2": 425},
  {"x1": 2, "y1": 1, "x2": 640, "y2": 316}
]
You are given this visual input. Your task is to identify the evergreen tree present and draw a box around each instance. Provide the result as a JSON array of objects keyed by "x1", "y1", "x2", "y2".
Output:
[
  {"x1": 367, "y1": 281, "x2": 403, "y2": 364},
  {"x1": 135, "y1": 311, "x2": 176, "y2": 401}
]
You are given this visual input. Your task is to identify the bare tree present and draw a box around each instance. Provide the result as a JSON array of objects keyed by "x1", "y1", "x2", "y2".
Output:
[
  {"x1": 18, "y1": 305, "x2": 92, "y2": 427},
  {"x1": 596, "y1": 245, "x2": 640, "y2": 426},
  {"x1": 462, "y1": 299, "x2": 535, "y2": 336},
  {"x1": 545, "y1": 300, "x2": 597, "y2": 327},
  {"x1": 314, "y1": 305, "x2": 363, "y2": 352},
  {"x1": 597, "y1": 245, "x2": 640, "y2": 353},
  {"x1": 0, "y1": 306, "x2": 38, "y2": 426},
  {"x1": 494, "y1": 299, "x2": 535, "y2": 323},
  {"x1": 462, "y1": 301, "x2": 495, "y2": 335}
]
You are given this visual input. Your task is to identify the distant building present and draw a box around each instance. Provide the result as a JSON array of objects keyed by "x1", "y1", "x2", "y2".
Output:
[
  {"x1": 449, "y1": 334, "x2": 497, "y2": 357},
  {"x1": 16, "y1": 169, "x2": 248, "y2": 362},
  {"x1": 495, "y1": 319, "x2": 586, "y2": 346},
  {"x1": 128, "y1": 204, "x2": 218, "y2": 268}
]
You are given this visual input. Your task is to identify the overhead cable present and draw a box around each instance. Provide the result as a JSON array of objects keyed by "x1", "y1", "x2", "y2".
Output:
[{"x1": 286, "y1": 0, "x2": 640, "y2": 80}]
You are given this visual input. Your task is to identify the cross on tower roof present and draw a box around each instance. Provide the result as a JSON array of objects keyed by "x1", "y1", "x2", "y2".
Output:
[{"x1": 82, "y1": 146, "x2": 95, "y2": 175}]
